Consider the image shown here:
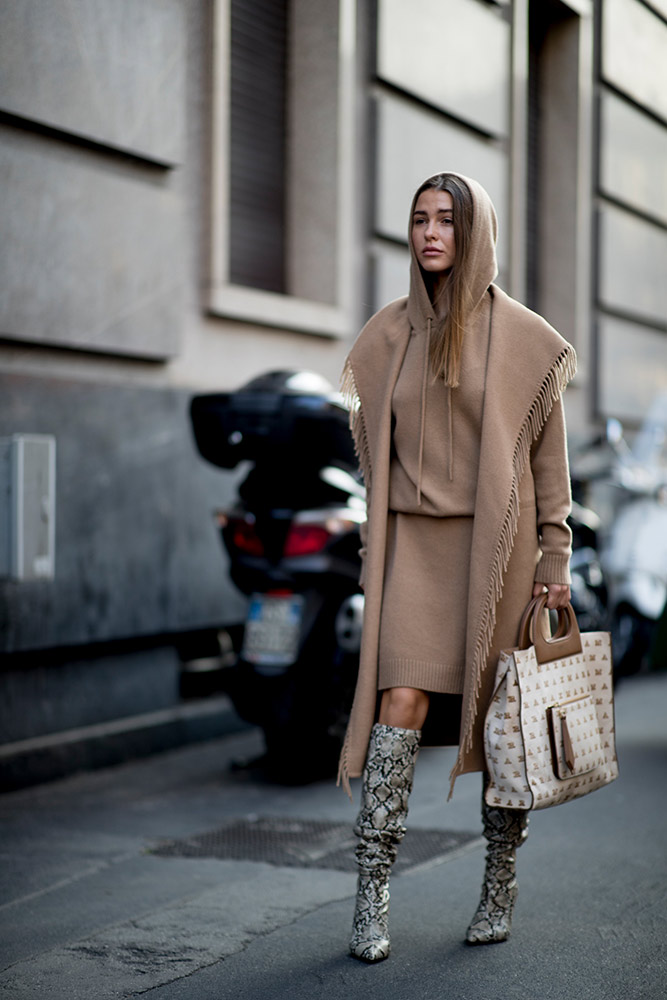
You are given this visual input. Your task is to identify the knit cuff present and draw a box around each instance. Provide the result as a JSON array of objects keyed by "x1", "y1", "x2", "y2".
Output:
[{"x1": 534, "y1": 552, "x2": 571, "y2": 585}]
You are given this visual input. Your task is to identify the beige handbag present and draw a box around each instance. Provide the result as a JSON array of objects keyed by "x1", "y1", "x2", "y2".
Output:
[{"x1": 484, "y1": 594, "x2": 618, "y2": 811}]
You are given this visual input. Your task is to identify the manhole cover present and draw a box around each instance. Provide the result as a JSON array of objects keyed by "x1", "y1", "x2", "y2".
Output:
[{"x1": 150, "y1": 817, "x2": 480, "y2": 874}]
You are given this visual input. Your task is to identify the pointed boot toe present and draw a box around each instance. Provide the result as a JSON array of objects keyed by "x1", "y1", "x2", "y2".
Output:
[
  {"x1": 349, "y1": 936, "x2": 391, "y2": 962},
  {"x1": 465, "y1": 913, "x2": 511, "y2": 945}
]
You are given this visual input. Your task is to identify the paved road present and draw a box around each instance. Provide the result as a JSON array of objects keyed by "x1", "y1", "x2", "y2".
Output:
[{"x1": 1, "y1": 673, "x2": 665, "y2": 1000}]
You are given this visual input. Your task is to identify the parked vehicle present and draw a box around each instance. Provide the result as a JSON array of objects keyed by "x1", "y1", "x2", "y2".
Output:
[
  {"x1": 190, "y1": 371, "x2": 365, "y2": 781},
  {"x1": 567, "y1": 494, "x2": 608, "y2": 634},
  {"x1": 599, "y1": 395, "x2": 667, "y2": 677}
]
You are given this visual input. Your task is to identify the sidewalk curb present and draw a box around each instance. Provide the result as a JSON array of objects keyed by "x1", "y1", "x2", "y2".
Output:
[{"x1": 0, "y1": 695, "x2": 250, "y2": 792}]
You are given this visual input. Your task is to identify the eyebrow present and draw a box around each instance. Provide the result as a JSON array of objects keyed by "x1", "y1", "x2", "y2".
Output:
[{"x1": 413, "y1": 208, "x2": 452, "y2": 216}]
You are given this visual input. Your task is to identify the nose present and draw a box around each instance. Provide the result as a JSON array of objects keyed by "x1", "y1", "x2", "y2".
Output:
[{"x1": 425, "y1": 218, "x2": 437, "y2": 239}]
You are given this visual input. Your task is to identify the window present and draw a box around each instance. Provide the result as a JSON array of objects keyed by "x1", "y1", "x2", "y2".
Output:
[
  {"x1": 210, "y1": 0, "x2": 357, "y2": 337},
  {"x1": 229, "y1": 0, "x2": 289, "y2": 294},
  {"x1": 520, "y1": 0, "x2": 593, "y2": 361}
]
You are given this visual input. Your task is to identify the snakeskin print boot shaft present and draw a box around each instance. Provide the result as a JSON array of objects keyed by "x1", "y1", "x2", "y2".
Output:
[
  {"x1": 466, "y1": 782, "x2": 529, "y2": 945},
  {"x1": 349, "y1": 723, "x2": 421, "y2": 962}
]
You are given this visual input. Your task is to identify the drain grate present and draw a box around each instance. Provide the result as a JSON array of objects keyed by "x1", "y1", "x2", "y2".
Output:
[{"x1": 150, "y1": 817, "x2": 479, "y2": 874}]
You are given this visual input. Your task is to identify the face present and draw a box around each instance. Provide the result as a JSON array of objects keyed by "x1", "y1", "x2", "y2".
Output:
[{"x1": 411, "y1": 189, "x2": 456, "y2": 274}]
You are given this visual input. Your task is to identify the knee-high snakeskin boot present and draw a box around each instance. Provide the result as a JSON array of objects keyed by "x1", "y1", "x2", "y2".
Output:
[
  {"x1": 349, "y1": 723, "x2": 421, "y2": 962},
  {"x1": 465, "y1": 778, "x2": 529, "y2": 944}
]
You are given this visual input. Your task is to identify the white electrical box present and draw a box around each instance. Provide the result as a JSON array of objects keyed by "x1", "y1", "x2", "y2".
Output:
[{"x1": 0, "y1": 434, "x2": 56, "y2": 581}]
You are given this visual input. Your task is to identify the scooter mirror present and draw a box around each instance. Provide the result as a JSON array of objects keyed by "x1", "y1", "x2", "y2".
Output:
[
  {"x1": 319, "y1": 465, "x2": 366, "y2": 501},
  {"x1": 606, "y1": 417, "x2": 624, "y2": 446}
]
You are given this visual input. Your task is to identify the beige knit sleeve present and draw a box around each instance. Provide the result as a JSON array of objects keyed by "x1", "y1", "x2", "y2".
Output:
[{"x1": 530, "y1": 395, "x2": 573, "y2": 585}]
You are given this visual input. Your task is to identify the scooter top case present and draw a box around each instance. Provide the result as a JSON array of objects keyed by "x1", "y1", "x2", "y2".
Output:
[{"x1": 190, "y1": 370, "x2": 356, "y2": 472}]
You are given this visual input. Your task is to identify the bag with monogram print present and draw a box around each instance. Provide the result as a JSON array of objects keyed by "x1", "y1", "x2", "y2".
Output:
[{"x1": 483, "y1": 594, "x2": 618, "y2": 811}]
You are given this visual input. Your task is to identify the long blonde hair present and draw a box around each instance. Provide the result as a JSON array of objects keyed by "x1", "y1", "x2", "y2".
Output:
[{"x1": 412, "y1": 173, "x2": 475, "y2": 387}]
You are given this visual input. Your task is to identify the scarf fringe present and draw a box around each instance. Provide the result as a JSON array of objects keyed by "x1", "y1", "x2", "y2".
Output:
[
  {"x1": 341, "y1": 358, "x2": 372, "y2": 493},
  {"x1": 336, "y1": 730, "x2": 353, "y2": 799},
  {"x1": 448, "y1": 344, "x2": 577, "y2": 797},
  {"x1": 338, "y1": 358, "x2": 369, "y2": 799}
]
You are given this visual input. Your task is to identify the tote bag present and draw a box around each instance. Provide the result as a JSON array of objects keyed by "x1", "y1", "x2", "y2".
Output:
[{"x1": 484, "y1": 595, "x2": 618, "y2": 810}]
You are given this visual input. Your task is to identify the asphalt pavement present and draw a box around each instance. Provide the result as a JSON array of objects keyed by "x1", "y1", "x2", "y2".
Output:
[{"x1": 1, "y1": 673, "x2": 666, "y2": 1000}]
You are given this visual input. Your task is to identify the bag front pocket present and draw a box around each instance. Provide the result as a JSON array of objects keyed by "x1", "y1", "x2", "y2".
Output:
[{"x1": 547, "y1": 694, "x2": 604, "y2": 780}]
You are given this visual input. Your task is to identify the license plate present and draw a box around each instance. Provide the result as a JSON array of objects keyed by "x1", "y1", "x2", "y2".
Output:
[{"x1": 242, "y1": 593, "x2": 304, "y2": 668}]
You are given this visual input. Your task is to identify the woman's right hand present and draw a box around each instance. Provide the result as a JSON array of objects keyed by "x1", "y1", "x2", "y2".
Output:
[{"x1": 532, "y1": 581, "x2": 570, "y2": 610}]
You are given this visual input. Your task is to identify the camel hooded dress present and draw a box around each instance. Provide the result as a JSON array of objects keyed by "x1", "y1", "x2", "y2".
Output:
[{"x1": 338, "y1": 173, "x2": 577, "y2": 797}]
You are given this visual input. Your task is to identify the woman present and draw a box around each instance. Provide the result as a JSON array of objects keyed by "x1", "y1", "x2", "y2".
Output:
[{"x1": 339, "y1": 172, "x2": 576, "y2": 962}]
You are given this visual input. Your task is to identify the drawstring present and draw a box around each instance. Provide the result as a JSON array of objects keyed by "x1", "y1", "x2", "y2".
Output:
[
  {"x1": 446, "y1": 384, "x2": 454, "y2": 481},
  {"x1": 414, "y1": 291, "x2": 494, "y2": 506},
  {"x1": 416, "y1": 317, "x2": 431, "y2": 506}
]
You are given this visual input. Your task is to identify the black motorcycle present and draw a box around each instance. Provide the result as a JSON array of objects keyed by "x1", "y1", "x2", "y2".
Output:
[{"x1": 190, "y1": 371, "x2": 365, "y2": 781}]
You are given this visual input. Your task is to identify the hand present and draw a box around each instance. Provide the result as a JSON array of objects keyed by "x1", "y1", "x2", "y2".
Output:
[{"x1": 532, "y1": 581, "x2": 571, "y2": 610}]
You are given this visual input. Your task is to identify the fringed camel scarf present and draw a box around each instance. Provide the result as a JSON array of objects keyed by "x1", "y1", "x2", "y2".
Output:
[{"x1": 337, "y1": 175, "x2": 575, "y2": 797}]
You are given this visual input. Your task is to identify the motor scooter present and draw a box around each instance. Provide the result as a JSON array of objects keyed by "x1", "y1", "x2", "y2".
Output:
[
  {"x1": 599, "y1": 394, "x2": 667, "y2": 676},
  {"x1": 190, "y1": 371, "x2": 365, "y2": 781}
]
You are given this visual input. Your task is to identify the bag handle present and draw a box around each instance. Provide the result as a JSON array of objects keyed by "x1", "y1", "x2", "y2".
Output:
[
  {"x1": 518, "y1": 593, "x2": 583, "y2": 663},
  {"x1": 517, "y1": 595, "x2": 544, "y2": 647},
  {"x1": 517, "y1": 594, "x2": 570, "y2": 648}
]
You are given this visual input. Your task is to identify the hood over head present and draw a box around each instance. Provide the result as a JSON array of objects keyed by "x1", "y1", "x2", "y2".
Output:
[{"x1": 406, "y1": 172, "x2": 498, "y2": 334}]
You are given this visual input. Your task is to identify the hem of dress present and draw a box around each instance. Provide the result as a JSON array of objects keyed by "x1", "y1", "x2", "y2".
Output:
[{"x1": 378, "y1": 657, "x2": 465, "y2": 695}]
